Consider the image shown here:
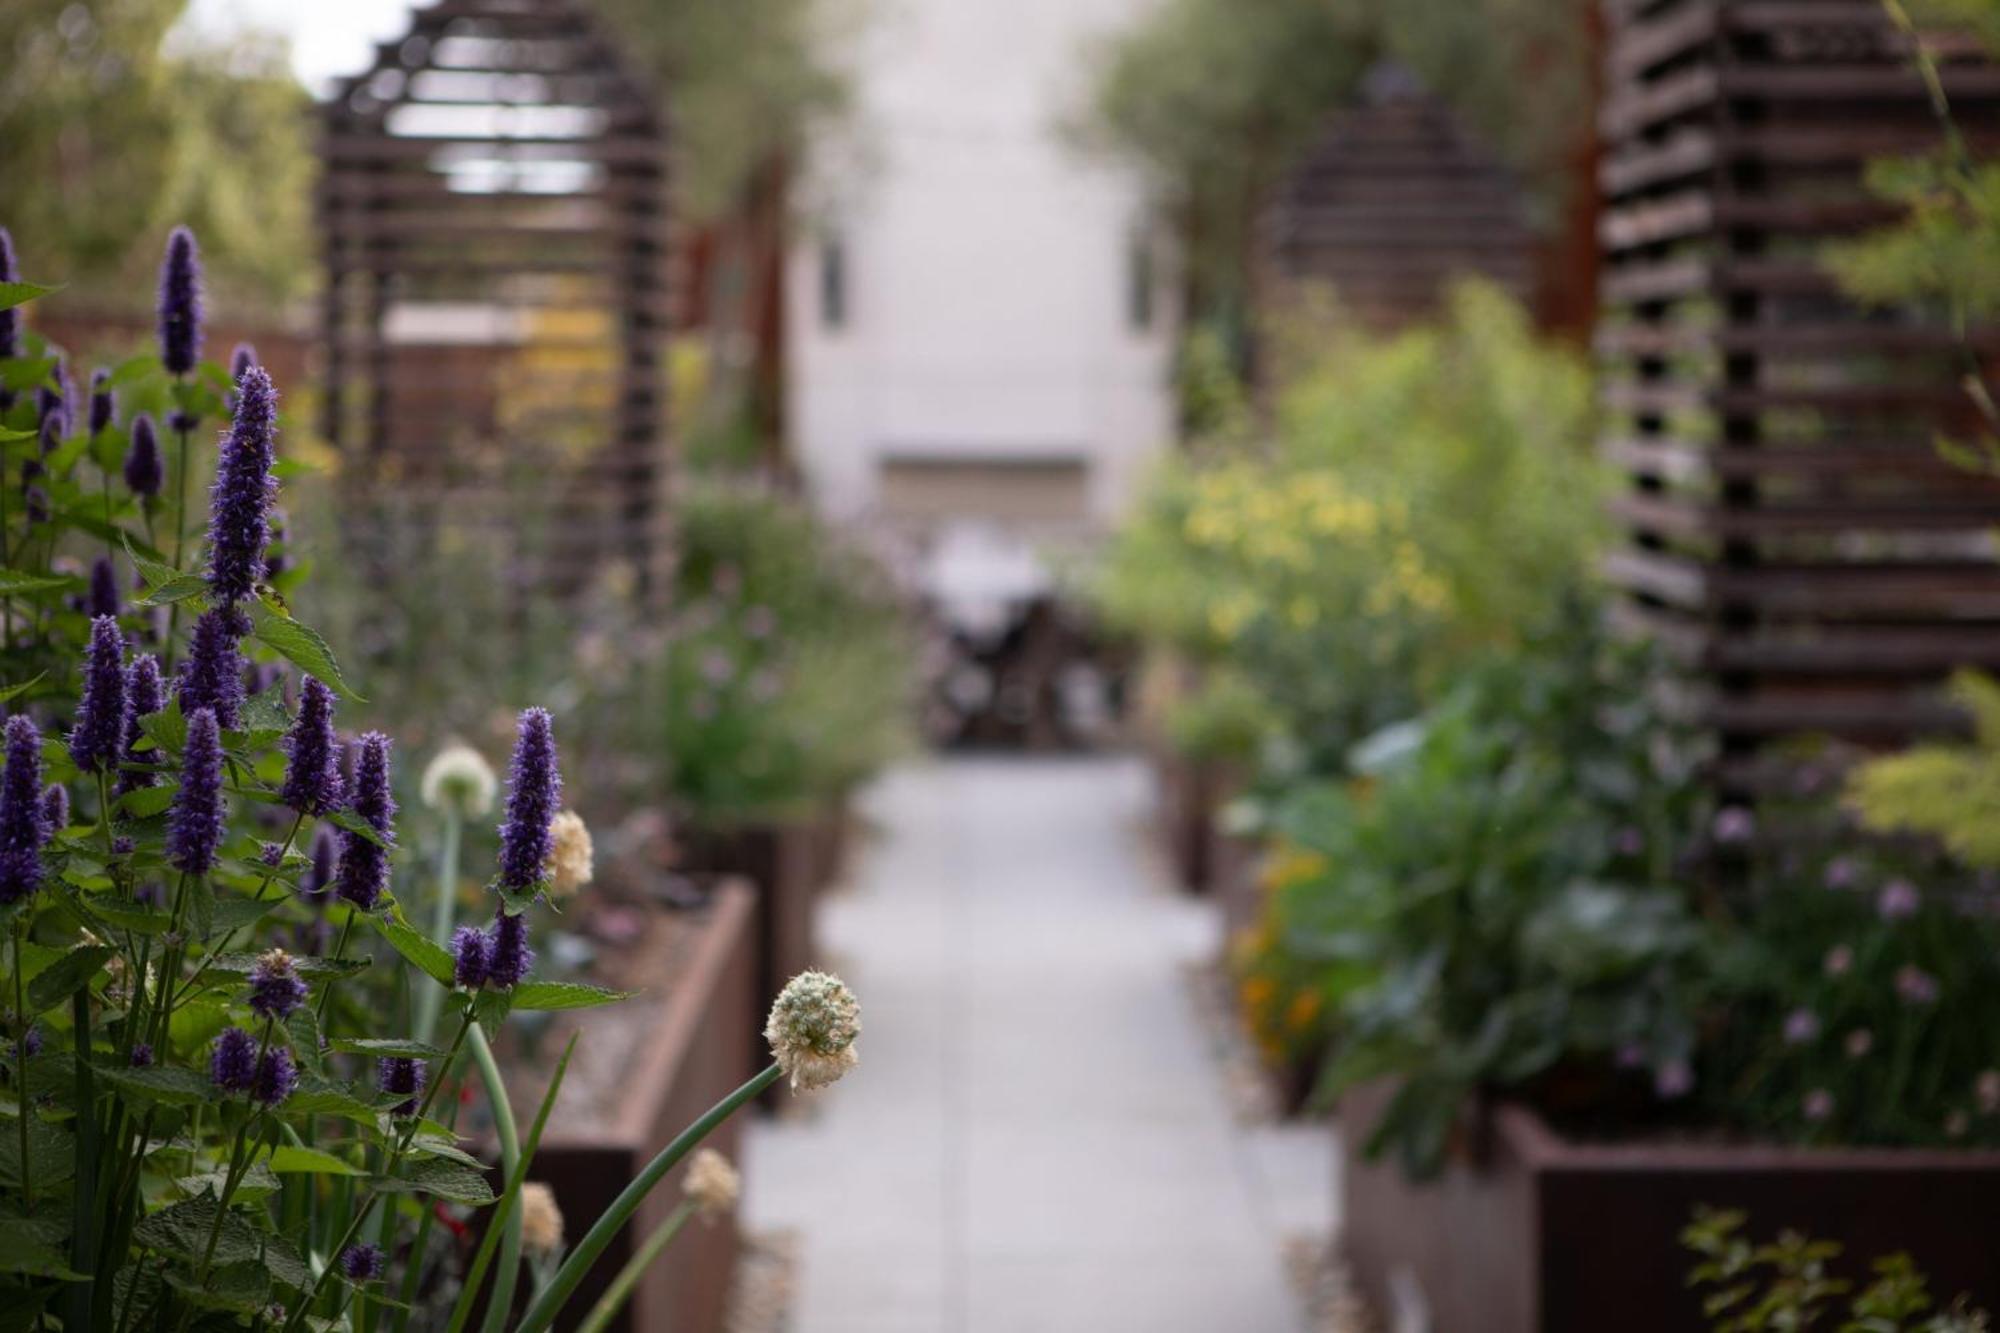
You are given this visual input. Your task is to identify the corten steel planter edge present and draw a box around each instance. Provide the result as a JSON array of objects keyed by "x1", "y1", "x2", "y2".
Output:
[
  {"x1": 530, "y1": 879, "x2": 758, "y2": 1333},
  {"x1": 1340, "y1": 1083, "x2": 2000, "y2": 1333}
]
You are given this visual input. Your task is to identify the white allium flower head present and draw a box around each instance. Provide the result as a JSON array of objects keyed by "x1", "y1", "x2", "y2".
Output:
[
  {"x1": 544, "y1": 810, "x2": 594, "y2": 900},
  {"x1": 421, "y1": 740, "x2": 498, "y2": 818},
  {"x1": 518, "y1": 1181, "x2": 564, "y2": 1255},
  {"x1": 682, "y1": 1147, "x2": 741, "y2": 1217},
  {"x1": 765, "y1": 970, "x2": 861, "y2": 1092}
]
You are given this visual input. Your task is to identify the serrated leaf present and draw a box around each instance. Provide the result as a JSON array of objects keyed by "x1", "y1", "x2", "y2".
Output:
[
  {"x1": 250, "y1": 607, "x2": 362, "y2": 702},
  {"x1": 135, "y1": 1194, "x2": 262, "y2": 1268},
  {"x1": 261, "y1": 1232, "x2": 310, "y2": 1291},
  {"x1": 206, "y1": 950, "x2": 367, "y2": 980},
  {"x1": 176, "y1": 1160, "x2": 279, "y2": 1204},
  {"x1": 288, "y1": 1006, "x2": 323, "y2": 1076},
  {"x1": 407, "y1": 1134, "x2": 486, "y2": 1170},
  {"x1": 285, "y1": 1081, "x2": 382, "y2": 1127},
  {"x1": 166, "y1": 1260, "x2": 269, "y2": 1313},
  {"x1": 0, "y1": 357, "x2": 57, "y2": 392},
  {"x1": 507, "y1": 980, "x2": 632, "y2": 1011},
  {"x1": 90, "y1": 900, "x2": 172, "y2": 936},
  {"x1": 116, "y1": 784, "x2": 177, "y2": 819},
  {"x1": 121, "y1": 536, "x2": 184, "y2": 591},
  {"x1": 0, "y1": 675, "x2": 44, "y2": 705},
  {"x1": 266, "y1": 1145, "x2": 363, "y2": 1176},
  {"x1": 0, "y1": 282, "x2": 58, "y2": 312},
  {"x1": 387, "y1": 1156, "x2": 495, "y2": 1206},
  {"x1": 139, "y1": 697, "x2": 187, "y2": 756},
  {"x1": 0, "y1": 570, "x2": 73, "y2": 597},
  {"x1": 472, "y1": 988, "x2": 512, "y2": 1029},
  {"x1": 131, "y1": 574, "x2": 208, "y2": 609},
  {"x1": 98, "y1": 1063, "x2": 211, "y2": 1107},
  {"x1": 0, "y1": 1115, "x2": 74, "y2": 1190},
  {"x1": 330, "y1": 1037, "x2": 447, "y2": 1059},
  {"x1": 326, "y1": 808, "x2": 390, "y2": 849},
  {"x1": 25, "y1": 945, "x2": 113, "y2": 1013},
  {"x1": 374, "y1": 909, "x2": 454, "y2": 986},
  {"x1": 204, "y1": 896, "x2": 285, "y2": 936},
  {"x1": 0, "y1": 1220, "x2": 86, "y2": 1280}
]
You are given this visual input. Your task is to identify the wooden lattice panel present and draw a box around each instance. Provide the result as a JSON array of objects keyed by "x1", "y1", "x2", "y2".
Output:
[
  {"x1": 318, "y1": 0, "x2": 674, "y2": 593},
  {"x1": 1262, "y1": 64, "x2": 1537, "y2": 329},
  {"x1": 1598, "y1": 0, "x2": 2000, "y2": 776}
]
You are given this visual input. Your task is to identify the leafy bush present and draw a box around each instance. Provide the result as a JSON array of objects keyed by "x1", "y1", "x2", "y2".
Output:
[{"x1": 1098, "y1": 281, "x2": 1603, "y2": 778}]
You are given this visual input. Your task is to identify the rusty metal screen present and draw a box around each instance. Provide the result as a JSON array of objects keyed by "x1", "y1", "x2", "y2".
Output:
[
  {"x1": 1598, "y1": 0, "x2": 2000, "y2": 782},
  {"x1": 1260, "y1": 64, "x2": 1537, "y2": 330},
  {"x1": 318, "y1": 0, "x2": 673, "y2": 593}
]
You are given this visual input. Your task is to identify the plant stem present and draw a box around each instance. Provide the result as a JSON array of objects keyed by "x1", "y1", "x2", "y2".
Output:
[
  {"x1": 13, "y1": 916, "x2": 31, "y2": 1206},
  {"x1": 571, "y1": 1200, "x2": 696, "y2": 1333},
  {"x1": 413, "y1": 810, "x2": 462, "y2": 1048},
  {"x1": 513, "y1": 1063, "x2": 782, "y2": 1333},
  {"x1": 175, "y1": 812, "x2": 305, "y2": 1010},
  {"x1": 467, "y1": 1025, "x2": 521, "y2": 1333},
  {"x1": 68, "y1": 986, "x2": 98, "y2": 1333},
  {"x1": 165, "y1": 408, "x2": 192, "y2": 670},
  {"x1": 315, "y1": 910, "x2": 359, "y2": 1027}
]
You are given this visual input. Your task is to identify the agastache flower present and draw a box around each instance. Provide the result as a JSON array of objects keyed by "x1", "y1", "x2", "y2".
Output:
[
  {"x1": 765, "y1": 970, "x2": 862, "y2": 1091},
  {"x1": 177, "y1": 606, "x2": 247, "y2": 730},
  {"x1": 340, "y1": 1245, "x2": 384, "y2": 1283},
  {"x1": 1803, "y1": 1088, "x2": 1835, "y2": 1123},
  {"x1": 300, "y1": 823, "x2": 337, "y2": 902},
  {"x1": 40, "y1": 785, "x2": 66, "y2": 833},
  {"x1": 69, "y1": 616, "x2": 127, "y2": 772},
  {"x1": 451, "y1": 925, "x2": 490, "y2": 989},
  {"x1": 252, "y1": 1047, "x2": 297, "y2": 1106},
  {"x1": 206, "y1": 365, "x2": 277, "y2": 604},
  {"x1": 0, "y1": 228, "x2": 18, "y2": 368},
  {"x1": 376, "y1": 1056, "x2": 425, "y2": 1116},
  {"x1": 157, "y1": 226, "x2": 204, "y2": 376},
  {"x1": 248, "y1": 948, "x2": 308, "y2": 1020},
  {"x1": 116, "y1": 653, "x2": 164, "y2": 795},
  {"x1": 1711, "y1": 805, "x2": 1755, "y2": 845},
  {"x1": 497, "y1": 708, "x2": 562, "y2": 894},
  {"x1": 88, "y1": 557, "x2": 120, "y2": 620},
  {"x1": 280, "y1": 677, "x2": 345, "y2": 816},
  {"x1": 211, "y1": 1026, "x2": 257, "y2": 1092},
  {"x1": 88, "y1": 369, "x2": 114, "y2": 436},
  {"x1": 227, "y1": 343, "x2": 258, "y2": 412},
  {"x1": 168, "y1": 708, "x2": 226, "y2": 876},
  {"x1": 333, "y1": 732, "x2": 394, "y2": 911},
  {"x1": 486, "y1": 909, "x2": 533, "y2": 989},
  {"x1": 0, "y1": 716, "x2": 49, "y2": 904},
  {"x1": 129, "y1": 1042, "x2": 153, "y2": 1068},
  {"x1": 124, "y1": 414, "x2": 162, "y2": 498}
]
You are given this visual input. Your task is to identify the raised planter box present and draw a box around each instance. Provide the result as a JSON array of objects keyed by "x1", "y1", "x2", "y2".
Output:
[
  {"x1": 1341, "y1": 1082, "x2": 2000, "y2": 1333},
  {"x1": 529, "y1": 881, "x2": 758, "y2": 1333}
]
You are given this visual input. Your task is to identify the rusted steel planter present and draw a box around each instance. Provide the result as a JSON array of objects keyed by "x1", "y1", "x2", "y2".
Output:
[
  {"x1": 1152, "y1": 751, "x2": 1251, "y2": 897},
  {"x1": 1341, "y1": 1082, "x2": 2000, "y2": 1333},
  {"x1": 531, "y1": 881, "x2": 758, "y2": 1333}
]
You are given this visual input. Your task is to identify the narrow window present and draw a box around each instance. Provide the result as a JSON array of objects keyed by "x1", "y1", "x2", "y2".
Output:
[{"x1": 820, "y1": 234, "x2": 848, "y2": 331}]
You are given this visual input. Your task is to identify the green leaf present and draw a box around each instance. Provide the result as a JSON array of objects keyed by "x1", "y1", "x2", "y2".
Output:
[
  {"x1": 388, "y1": 1156, "x2": 495, "y2": 1206},
  {"x1": 166, "y1": 1261, "x2": 269, "y2": 1313},
  {"x1": 0, "y1": 675, "x2": 45, "y2": 705},
  {"x1": 284, "y1": 1081, "x2": 382, "y2": 1127},
  {"x1": 327, "y1": 807, "x2": 391, "y2": 849},
  {"x1": 206, "y1": 949, "x2": 367, "y2": 980},
  {"x1": 250, "y1": 606, "x2": 363, "y2": 702},
  {"x1": 204, "y1": 896, "x2": 287, "y2": 936},
  {"x1": 330, "y1": 1037, "x2": 448, "y2": 1059},
  {"x1": 0, "y1": 1221, "x2": 86, "y2": 1280},
  {"x1": 0, "y1": 282, "x2": 59, "y2": 312},
  {"x1": 130, "y1": 574, "x2": 208, "y2": 609},
  {"x1": 90, "y1": 900, "x2": 172, "y2": 936},
  {"x1": 266, "y1": 1145, "x2": 364, "y2": 1177},
  {"x1": 407, "y1": 1134, "x2": 486, "y2": 1170},
  {"x1": 374, "y1": 909, "x2": 455, "y2": 987},
  {"x1": 508, "y1": 981, "x2": 633, "y2": 1011},
  {"x1": 0, "y1": 357, "x2": 57, "y2": 392},
  {"x1": 260, "y1": 1233, "x2": 311, "y2": 1292},
  {"x1": 98, "y1": 1064, "x2": 212, "y2": 1108},
  {"x1": 472, "y1": 988, "x2": 513, "y2": 1029},
  {"x1": 139, "y1": 696, "x2": 187, "y2": 756},
  {"x1": 0, "y1": 1115, "x2": 75, "y2": 1190},
  {"x1": 288, "y1": 1006, "x2": 324, "y2": 1076},
  {"x1": 121, "y1": 536, "x2": 184, "y2": 591},
  {"x1": 0, "y1": 570, "x2": 74, "y2": 597},
  {"x1": 104, "y1": 354, "x2": 162, "y2": 390},
  {"x1": 116, "y1": 784, "x2": 177, "y2": 819},
  {"x1": 135, "y1": 1194, "x2": 265, "y2": 1267},
  {"x1": 25, "y1": 946, "x2": 113, "y2": 1013}
]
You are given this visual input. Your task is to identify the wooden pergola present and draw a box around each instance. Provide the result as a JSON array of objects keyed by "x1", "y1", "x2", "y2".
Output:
[
  {"x1": 1598, "y1": 0, "x2": 2000, "y2": 786},
  {"x1": 318, "y1": 0, "x2": 674, "y2": 593}
]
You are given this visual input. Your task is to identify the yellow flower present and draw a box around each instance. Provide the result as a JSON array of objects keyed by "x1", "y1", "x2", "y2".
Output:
[{"x1": 1286, "y1": 991, "x2": 1323, "y2": 1033}]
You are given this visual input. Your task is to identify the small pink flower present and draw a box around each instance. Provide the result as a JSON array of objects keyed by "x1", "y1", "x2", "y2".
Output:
[
  {"x1": 1824, "y1": 856, "x2": 1859, "y2": 890},
  {"x1": 1824, "y1": 945, "x2": 1854, "y2": 977},
  {"x1": 1712, "y1": 806, "x2": 1755, "y2": 845},
  {"x1": 1977, "y1": 1070, "x2": 2000, "y2": 1115},
  {"x1": 1615, "y1": 1042, "x2": 1647, "y2": 1070},
  {"x1": 1782, "y1": 1008, "x2": 1820, "y2": 1045},
  {"x1": 1803, "y1": 1088, "x2": 1835, "y2": 1122},
  {"x1": 1655, "y1": 1060, "x2": 1694, "y2": 1100},
  {"x1": 1845, "y1": 1029, "x2": 1874, "y2": 1059},
  {"x1": 1876, "y1": 878, "x2": 1920, "y2": 921},
  {"x1": 1613, "y1": 826, "x2": 1644, "y2": 857},
  {"x1": 1895, "y1": 965, "x2": 1940, "y2": 1006}
]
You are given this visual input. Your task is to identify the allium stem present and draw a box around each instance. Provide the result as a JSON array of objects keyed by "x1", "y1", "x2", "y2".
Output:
[
  {"x1": 466, "y1": 1024, "x2": 523, "y2": 1333},
  {"x1": 513, "y1": 1063, "x2": 783, "y2": 1333},
  {"x1": 571, "y1": 1200, "x2": 696, "y2": 1333},
  {"x1": 412, "y1": 808, "x2": 462, "y2": 1048}
]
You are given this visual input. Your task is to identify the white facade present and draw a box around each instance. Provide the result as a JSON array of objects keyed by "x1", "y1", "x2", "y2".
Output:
[{"x1": 786, "y1": 0, "x2": 1176, "y2": 605}]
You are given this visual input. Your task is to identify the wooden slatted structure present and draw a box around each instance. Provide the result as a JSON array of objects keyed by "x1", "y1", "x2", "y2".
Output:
[
  {"x1": 318, "y1": 0, "x2": 673, "y2": 593},
  {"x1": 1261, "y1": 63, "x2": 1537, "y2": 330},
  {"x1": 1598, "y1": 0, "x2": 2000, "y2": 782}
]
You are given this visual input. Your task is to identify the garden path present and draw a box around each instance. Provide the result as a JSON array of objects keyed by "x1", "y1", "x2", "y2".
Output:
[{"x1": 743, "y1": 755, "x2": 1331, "y2": 1332}]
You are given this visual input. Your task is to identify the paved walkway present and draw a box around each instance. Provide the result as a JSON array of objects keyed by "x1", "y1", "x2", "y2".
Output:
[{"x1": 744, "y1": 756, "x2": 1331, "y2": 1333}]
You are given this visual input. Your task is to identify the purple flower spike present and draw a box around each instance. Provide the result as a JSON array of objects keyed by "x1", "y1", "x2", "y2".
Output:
[
  {"x1": 497, "y1": 707, "x2": 562, "y2": 892},
  {"x1": 300, "y1": 823, "x2": 337, "y2": 902},
  {"x1": 13, "y1": 1025, "x2": 41, "y2": 1059},
  {"x1": 0, "y1": 228, "x2": 18, "y2": 364},
  {"x1": 0, "y1": 715, "x2": 49, "y2": 905},
  {"x1": 70, "y1": 616, "x2": 127, "y2": 772},
  {"x1": 206, "y1": 365, "x2": 277, "y2": 605},
  {"x1": 487, "y1": 908, "x2": 533, "y2": 989},
  {"x1": 340, "y1": 1244, "x2": 385, "y2": 1283},
  {"x1": 116, "y1": 653, "x2": 164, "y2": 795},
  {"x1": 376, "y1": 1056, "x2": 426, "y2": 1116},
  {"x1": 248, "y1": 948, "x2": 308, "y2": 1020},
  {"x1": 88, "y1": 557, "x2": 121, "y2": 621},
  {"x1": 451, "y1": 925, "x2": 490, "y2": 990},
  {"x1": 177, "y1": 606, "x2": 247, "y2": 730},
  {"x1": 333, "y1": 732, "x2": 394, "y2": 911},
  {"x1": 124, "y1": 414, "x2": 163, "y2": 499},
  {"x1": 89, "y1": 369, "x2": 114, "y2": 437},
  {"x1": 129, "y1": 1042, "x2": 153, "y2": 1068},
  {"x1": 226, "y1": 343, "x2": 259, "y2": 412},
  {"x1": 1712, "y1": 805, "x2": 1755, "y2": 846},
  {"x1": 280, "y1": 677, "x2": 345, "y2": 817},
  {"x1": 168, "y1": 708, "x2": 226, "y2": 876},
  {"x1": 157, "y1": 226, "x2": 204, "y2": 376},
  {"x1": 40, "y1": 785, "x2": 66, "y2": 833},
  {"x1": 210, "y1": 1026, "x2": 257, "y2": 1092},
  {"x1": 252, "y1": 1047, "x2": 298, "y2": 1106}
]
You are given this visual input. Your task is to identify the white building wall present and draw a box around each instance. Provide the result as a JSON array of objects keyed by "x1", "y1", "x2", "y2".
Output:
[{"x1": 786, "y1": 0, "x2": 1175, "y2": 560}]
